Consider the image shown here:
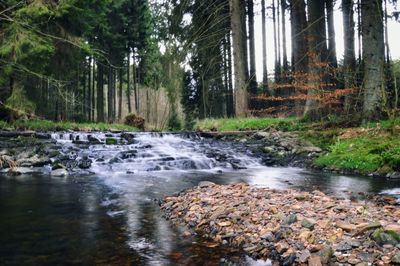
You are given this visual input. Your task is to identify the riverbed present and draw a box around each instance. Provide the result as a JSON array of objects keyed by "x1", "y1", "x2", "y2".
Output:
[{"x1": 1, "y1": 132, "x2": 399, "y2": 265}]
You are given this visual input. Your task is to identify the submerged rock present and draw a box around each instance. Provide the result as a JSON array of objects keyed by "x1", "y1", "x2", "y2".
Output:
[{"x1": 51, "y1": 168, "x2": 68, "y2": 177}]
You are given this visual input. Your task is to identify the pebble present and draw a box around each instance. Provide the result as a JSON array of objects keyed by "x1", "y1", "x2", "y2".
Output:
[{"x1": 161, "y1": 184, "x2": 400, "y2": 265}]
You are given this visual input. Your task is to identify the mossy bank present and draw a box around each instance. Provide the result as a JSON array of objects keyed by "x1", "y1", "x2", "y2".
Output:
[{"x1": 195, "y1": 117, "x2": 400, "y2": 178}]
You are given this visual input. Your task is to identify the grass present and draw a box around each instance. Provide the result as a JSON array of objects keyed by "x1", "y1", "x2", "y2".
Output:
[
  {"x1": 315, "y1": 136, "x2": 400, "y2": 174},
  {"x1": 0, "y1": 119, "x2": 138, "y2": 132},
  {"x1": 194, "y1": 117, "x2": 303, "y2": 132}
]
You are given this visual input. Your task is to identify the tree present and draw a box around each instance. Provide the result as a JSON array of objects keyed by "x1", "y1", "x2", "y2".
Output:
[
  {"x1": 261, "y1": 0, "x2": 269, "y2": 93},
  {"x1": 361, "y1": 0, "x2": 385, "y2": 120},
  {"x1": 290, "y1": 0, "x2": 308, "y2": 114},
  {"x1": 342, "y1": 0, "x2": 356, "y2": 111},
  {"x1": 304, "y1": 0, "x2": 328, "y2": 119},
  {"x1": 247, "y1": 0, "x2": 258, "y2": 109},
  {"x1": 230, "y1": 0, "x2": 248, "y2": 116},
  {"x1": 326, "y1": 0, "x2": 337, "y2": 68}
]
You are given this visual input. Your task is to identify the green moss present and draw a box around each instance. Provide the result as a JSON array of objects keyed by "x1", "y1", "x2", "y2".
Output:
[
  {"x1": 194, "y1": 117, "x2": 302, "y2": 132},
  {"x1": 299, "y1": 129, "x2": 342, "y2": 150},
  {"x1": 315, "y1": 136, "x2": 400, "y2": 174},
  {"x1": 106, "y1": 138, "x2": 118, "y2": 145},
  {"x1": 0, "y1": 119, "x2": 138, "y2": 132}
]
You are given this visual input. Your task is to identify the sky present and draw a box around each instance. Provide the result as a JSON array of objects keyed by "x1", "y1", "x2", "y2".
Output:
[{"x1": 252, "y1": 0, "x2": 400, "y2": 81}]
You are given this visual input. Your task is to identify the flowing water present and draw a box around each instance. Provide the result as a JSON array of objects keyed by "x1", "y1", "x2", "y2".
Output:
[{"x1": 1, "y1": 132, "x2": 400, "y2": 265}]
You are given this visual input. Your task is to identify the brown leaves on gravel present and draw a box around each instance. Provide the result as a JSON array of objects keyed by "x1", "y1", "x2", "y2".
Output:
[{"x1": 161, "y1": 183, "x2": 400, "y2": 265}]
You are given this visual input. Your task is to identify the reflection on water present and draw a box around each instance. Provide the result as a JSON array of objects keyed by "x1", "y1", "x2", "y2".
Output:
[{"x1": 1, "y1": 132, "x2": 400, "y2": 265}]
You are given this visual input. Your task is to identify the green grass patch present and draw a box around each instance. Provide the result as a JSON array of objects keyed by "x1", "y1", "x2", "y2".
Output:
[
  {"x1": 194, "y1": 117, "x2": 303, "y2": 132},
  {"x1": 299, "y1": 128, "x2": 342, "y2": 150},
  {"x1": 315, "y1": 136, "x2": 400, "y2": 174},
  {"x1": 363, "y1": 118, "x2": 400, "y2": 130},
  {"x1": 0, "y1": 119, "x2": 138, "y2": 132}
]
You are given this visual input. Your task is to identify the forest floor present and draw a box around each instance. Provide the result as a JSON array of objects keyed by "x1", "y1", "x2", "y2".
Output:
[
  {"x1": 161, "y1": 182, "x2": 400, "y2": 265},
  {"x1": 195, "y1": 117, "x2": 400, "y2": 178}
]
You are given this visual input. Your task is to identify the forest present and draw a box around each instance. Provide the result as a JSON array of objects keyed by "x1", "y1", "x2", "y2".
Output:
[
  {"x1": 0, "y1": 0, "x2": 399, "y2": 130},
  {"x1": 2, "y1": 1, "x2": 400, "y2": 265}
]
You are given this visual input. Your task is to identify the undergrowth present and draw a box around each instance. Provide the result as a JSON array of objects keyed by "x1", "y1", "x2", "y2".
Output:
[
  {"x1": 0, "y1": 119, "x2": 138, "y2": 132},
  {"x1": 194, "y1": 117, "x2": 302, "y2": 132}
]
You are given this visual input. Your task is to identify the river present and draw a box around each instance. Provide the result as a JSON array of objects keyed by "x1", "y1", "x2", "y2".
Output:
[{"x1": 1, "y1": 132, "x2": 399, "y2": 265}]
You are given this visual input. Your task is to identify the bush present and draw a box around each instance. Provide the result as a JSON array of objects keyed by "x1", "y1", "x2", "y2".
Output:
[
  {"x1": 124, "y1": 114, "x2": 145, "y2": 130},
  {"x1": 167, "y1": 111, "x2": 182, "y2": 131}
]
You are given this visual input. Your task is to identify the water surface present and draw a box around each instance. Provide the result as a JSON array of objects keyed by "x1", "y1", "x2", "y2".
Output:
[{"x1": 1, "y1": 133, "x2": 399, "y2": 265}]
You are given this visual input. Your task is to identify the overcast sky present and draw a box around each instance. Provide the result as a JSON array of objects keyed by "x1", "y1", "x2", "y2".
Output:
[{"x1": 253, "y1": 0, "x2": 400, "y2": 81}]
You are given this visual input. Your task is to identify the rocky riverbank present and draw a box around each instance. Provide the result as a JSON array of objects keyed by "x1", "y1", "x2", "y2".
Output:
[
  {"x1": 0, "y1": 131, "x2": 129, "y2": 176},
  {"x1": 161, "y1": 182, "x2": 400, "y2": 265},
  {"x1": 200, "y1": 129, "x2": 400, "y2": 179},
  {"x1": 201, "y1": 130, "x2": 324, "y2": 168}
]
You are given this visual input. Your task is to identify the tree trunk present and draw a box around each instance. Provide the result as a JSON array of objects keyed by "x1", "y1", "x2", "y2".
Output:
[
  {"x1": 326, "y1": 0, "x2": 337, "y2": 68},
  {"x1": 91, "y1": 61, "x2": 96, "y2": 121},
  {"x1": 281, "y1": 0, "x2": 288, "y2": 73},
  {"x1": 133, "y1": 55, "x2": 139, "y2": 112},
  {"x1": 113, "y1": 69, "x2": 117, "y2": 120},
  {"x1": 230, "y1": 0, "x2": 248, "y2": 117},
  {"x1": 261, "y1": 0, "x2": 269, "y2": 93},
  {"x1": 247, "y1": 0, "x2": 257, "y2": 109},
  {"x1": 227, "y1": 34, "x2": 234, "y2": 117},
  {"x1": 304, "y1": 0, "x2": 327, "y2": 119},
  {"x1": 357, "y1": 0, "x2": 362, "y2": 62},
  {"x1": 88, "y1": 57, "x2": 92, "y2": 121},
  {"x1": 118, "y1": 68, "x2": 123, "y2": 120},
  {"x1": 127, "y1": 53, "x2": 132, "y2": 114},
  {"x1": 240, "y1": 0, "x2": 249, "y2": 82},
  {"x1": 361, "y1": 0, "x2": 385, "y2": 120},
  {"x1": 223, "y1": 37, "x2": 230, "y2": 117},
  {"x1": 108, "y1": 65, "x2": 115, "y2": 122},
  {"x1": 342, "y1": 0, "x2": 356, "y2": 111},
  {"x1": 273, "y1": 0, "x2": 279, "y2": 82},
  {"x1": 290, "y1": 0, "x2": 308, "y2": 114},
  {"x1": 277, "y1": 0, "x2": 282, "y2": 82},
  {"x1": 96, "y1": 63, "x2": 105, "y2": 122}
]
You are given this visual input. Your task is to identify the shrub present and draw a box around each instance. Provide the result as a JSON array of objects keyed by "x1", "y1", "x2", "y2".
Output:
[{"x1": 124, "y1": 114, "x2": 145, "y2": 130}]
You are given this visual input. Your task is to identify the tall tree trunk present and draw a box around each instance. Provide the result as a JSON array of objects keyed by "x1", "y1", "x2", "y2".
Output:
[
  {"x1": 326, "y1": 0, "x2": 337, "y2": 68},
  {"x1": 342, "y1": 0, "x2": 356, "y2": 111},
  {"x1": 97, "y1": 63, "x2": 105, "y2": 122},
  {"x1": 107, "y1": 65, "x2": 115, "y2": 122},
  {"x1": 227, "y1": 33, "x2": 234, "y2": 117},
  {"x1": 127, "y1": 53, "x2": 132, "y2": 114},
  {"x1": 113, "y1": 69, "x2": 117, "y2": 120},
  {"x1": 91, "y1": 61, "x2": 96, "y2": 121},
  {"x1": 304, "y1": 0, "x2": 327, "y2": 119},
  {"x1": 223, "y1": 37, "x2": 230, "y2": 117},
  {"x1": 277, "y1": 0, "x2": 282, "y2": 82},
  {"x1": 383, "y1": 0, "x2": 390, "y2": 64},
  {"x1": 88, "y1": 57, "x2": 92, "y2": 121},
  {"x1": 357, "y1": 0, "x2": 362, "y2": 62},
  {"x1": 118, "y1": 68, "x2": 123, "y2": 120},
  {"x1": 273, "y1": 0, "x2": 279, "y2": 82},
  {"x1": 247, "y1": 0, "x2": 257, "y2": 109},
  {"x1": 384, "y1": 0, "x2": 390, "y2": 63},
  {"x1": 281, "y1": 0, "x2": 288, "y2": 73},
  {"x1": 133, "y1": 55, "x2": 139, "y2": 112},
  {"x1": 240, "y1": 0, "x2": 249, "y2": 83},
  {"x1": 290, "y1": 0, "x2": 308, "y2": 114},
  {"x1": 261, "y1": 0, "x2": 269, "y2": 93},
  {"x1": 230, "y1": 0, "x2": 248, "y2": 117},
  {"x1": 361, "y1": 0, "x2": 385, "y2": 120}
]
